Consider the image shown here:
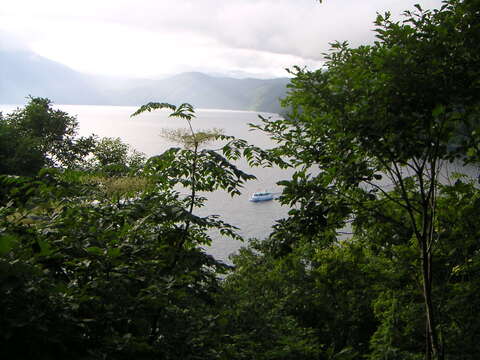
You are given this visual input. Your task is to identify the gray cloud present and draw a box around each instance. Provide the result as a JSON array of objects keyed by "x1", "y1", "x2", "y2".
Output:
[
  {"x1": 97, "y1": 0, "x2": 444, "y2": 58},
  {"x1": 0, "y1": 0, "x2": 444, "y2": 78}
]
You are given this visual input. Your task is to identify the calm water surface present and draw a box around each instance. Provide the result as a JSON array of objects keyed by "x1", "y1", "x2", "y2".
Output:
[
  {"x1": 4, "y1": 104, "x2": 475, "y2": 261},
  {"x1": 2, "y1": 104, "x2": 293, "y2": 262}
]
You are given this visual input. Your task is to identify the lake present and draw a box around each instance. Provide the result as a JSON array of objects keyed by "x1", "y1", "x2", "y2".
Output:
[
  {"x1": 1, "y1": 104, "x2": 294, "y2": 262},
  {"x1": 2, "y1": 104, "x2": 477, "y2": 262}
]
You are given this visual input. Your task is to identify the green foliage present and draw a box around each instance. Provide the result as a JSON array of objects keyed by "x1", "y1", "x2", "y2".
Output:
[
  {"x1": 219, "y1": 237, "x2": 377, "y2": 359},
  {"x1": 219, "y1": 179, "x2": 480, "y2": 360},
  {"x1": 2, "y1": 1, "x2": 480, "y2": 359},
  {"x1": 219, "y1": 242, "x2": 322, "y2": 360},
  {"x1": 131, "y1": 102, "x2": 178, "y2": 118},
  {"x1": 87, "y1": 136, "x2": 146, "y2": 176},
  {"x1": 160, "y1": 127, "x2": 224, "y2": 150},
  {"x1": 0, "y1": 98, "x2": 147, "y2": 178},
  {"x1": 0, "y1": 97, "x2": 97, "y2": 175},
  {"x1": 131, "y1": 102, "x2": 257, "y2": 243},
  {"x1": 83, "y1": 175, "x2": 153, "y2": 200},
  {"x1": 0, "y1": 101, "x2": 263, "y2": 359},
  {"x1": 0, "y1": 161, "x2": 230, "y2": 359},
  {"x1": 354, "y1": 180, "x2": 480, "y2": 360},
  {"x1": 145, "y1": 148, "x2": 255, "y2": 198},
  {"x1": 246, "y1": 1, "x2": 480, "y2": 359}
]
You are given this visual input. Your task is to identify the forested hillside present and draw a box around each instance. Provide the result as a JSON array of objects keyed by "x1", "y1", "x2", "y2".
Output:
[
  {"x1": 0, "y1": 51, "x2": 288, "y2": 113},
  {"x1": 0, "y1": 50, "x2": 107, "y2": 105},
  {"x1": 1, "y1": 1, "x2": 479, "y2": 359},
  {"x1": 112, "y1": 72, "x2": 289, "y2": 113}
]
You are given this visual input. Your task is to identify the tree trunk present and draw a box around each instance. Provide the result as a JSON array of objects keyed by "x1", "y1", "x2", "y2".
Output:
[
  {"x1": 421, "y1": 246, "x2": 436, "y2": 359},
  {"x1": 420, "y1": 228, "x2": 442, "y2": 359}
]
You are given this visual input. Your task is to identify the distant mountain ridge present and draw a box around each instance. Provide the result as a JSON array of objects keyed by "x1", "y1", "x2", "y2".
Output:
[
  {"x1": 0, "y1": 50, "x2": 107, "y2": 105},
  {"x1": 0, "y1": 50, "x2": 289, "y2": 113}
]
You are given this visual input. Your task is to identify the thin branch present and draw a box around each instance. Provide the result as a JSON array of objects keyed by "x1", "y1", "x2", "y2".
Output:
[
  {"x1": 335, "y1": 187, "x2": 407, "y2": 230},
  {"x1": 363, "y1": 179, "x2": 412, "y2": 212},
  {"x1": 390, "y1": 159, "x2": 424, "y2": 244}
]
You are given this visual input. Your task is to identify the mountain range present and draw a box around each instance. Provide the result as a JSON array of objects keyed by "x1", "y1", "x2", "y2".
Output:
[{"x1": 0, "y1": 50, "x2": 290, "y2": 113}]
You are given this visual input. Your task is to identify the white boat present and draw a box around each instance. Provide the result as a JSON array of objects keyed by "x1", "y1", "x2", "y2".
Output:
[{"x1": 249, "y1": 191, "x2": 274, "y2": 202}]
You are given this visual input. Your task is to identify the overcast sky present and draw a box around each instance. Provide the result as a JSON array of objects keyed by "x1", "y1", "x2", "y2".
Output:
[{"x1": 1, "y1": 0, "x2": 444, "y2": 79}]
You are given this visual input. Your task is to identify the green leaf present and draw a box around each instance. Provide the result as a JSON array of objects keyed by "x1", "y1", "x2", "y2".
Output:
[
  {"x1": 107, "y1": 247, "x2": 121, "y2": 258},
  {"x1": 0, "y1": 234, "x2": 17, "y2": 255},
  {"x1": 130, "y1": 102, "x2": 177, "y2": 117},
  {"x1": 466, "y1": 147, "x2": 477, "y2": 158},
  {"x1": 38, "y1": 239, "x2": 53, "y2": 256},
  {"x1": 86, "y1": 246, "x2": 103, "y2": 255},
  {"x1": 432, "y1": 104, "x2": 445, "y2": 118}
]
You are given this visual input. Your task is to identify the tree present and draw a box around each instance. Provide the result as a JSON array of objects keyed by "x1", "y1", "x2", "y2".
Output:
[
  {"x1": 0, "y1": 97, "x2": 96, "y2": 176},
  {"x1": 0, "y1": 102, "x2": 265, "y2": 358},
  {"x1": 358, "y1": 180, "x2": 480, "y2": 360},
  {"x1": 254, "y1": 1, "x2": 480, "y2": 359},
  {"x1": 0, "y1": 169, "x2": 227, "y2": 359},
  {"x1": 88, "y1": 136, "x2": 146, "y2": 176},
  {"x1": 131, "y1": 103, "x2": 257, "y2": 254},
  {"x1": 219, "y1": 237, "x2": 377, "y2": 359}
]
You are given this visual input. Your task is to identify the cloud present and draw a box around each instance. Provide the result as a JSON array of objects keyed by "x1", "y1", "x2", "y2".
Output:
[
  {"x1": 91, "y1": 0, "x2": 444, "y2": 59},
  {"x1": 0, "y1": 30, "x2": 29, "y2": 52},
  {"x1": 0, "y1": 0, "x2": 444, "y2": 78}
]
